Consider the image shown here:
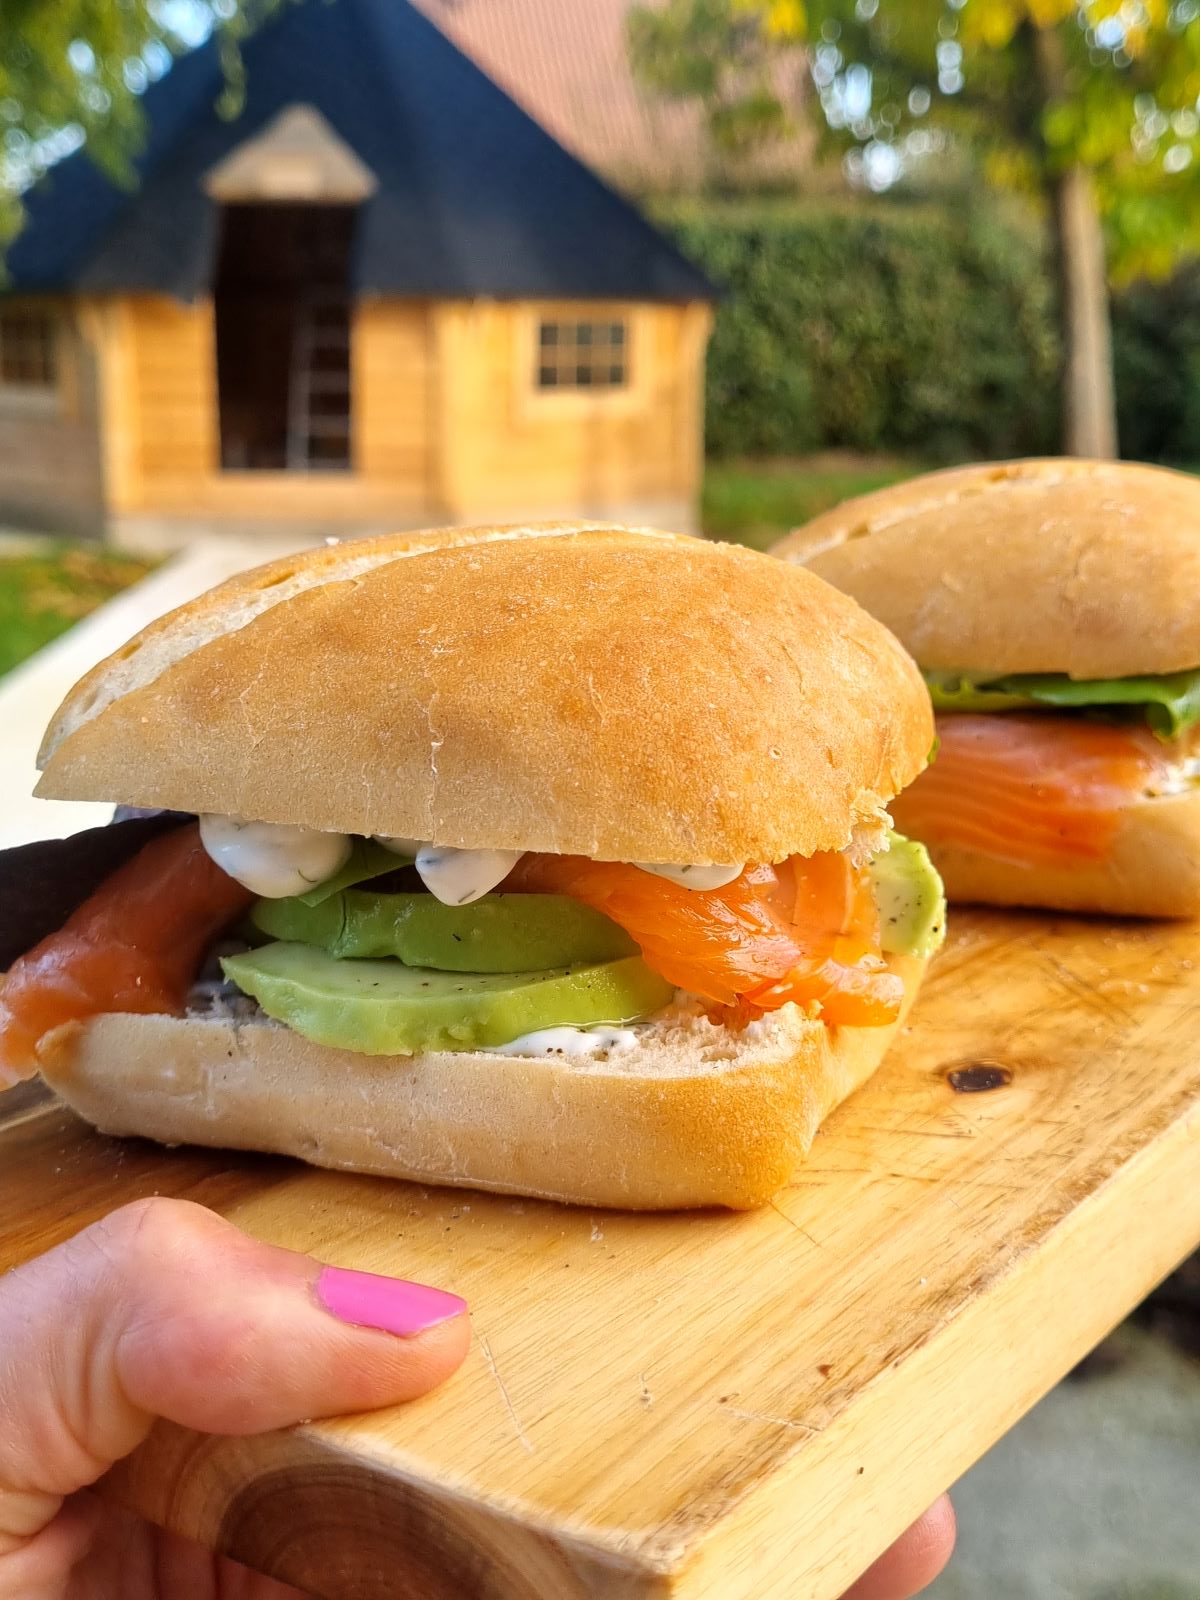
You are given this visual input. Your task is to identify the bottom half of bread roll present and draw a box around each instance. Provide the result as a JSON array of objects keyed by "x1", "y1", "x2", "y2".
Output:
[
  {"x1": 36, "y1": 951, "x2": 926, "y2": 1211},
  {"x1": 893, "y1": 789, "x2": 1200, "y2": 918}
]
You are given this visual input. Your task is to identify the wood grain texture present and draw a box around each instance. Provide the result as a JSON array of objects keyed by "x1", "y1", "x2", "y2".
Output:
[
  {"x1": 434, "y1": 301, "x2": 707, "y2": 521},
  {"x1": 52, "y1": 293, "x2": 707, "y2": 531},
  {"x1": 354, "y1": 300, "x2": 433, "y2": 490},
  {"x1": 127, "y1": 295, "x2": 218, "y2": 485},
  {"x1": 0, "y1": 296, "x2": 106, "y2": 537},
  {"x1": 2, "y1": 908, "x2": 1198, "y2": 1599},
  {"x1": 82, "y1": 296, "x2": 140, "y2": 517}
]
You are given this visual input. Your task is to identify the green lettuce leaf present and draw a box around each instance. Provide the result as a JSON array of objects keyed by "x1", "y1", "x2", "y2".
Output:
[
  {"x1": 924, "y1": 668, "x2": 1200, "y2": 739},
  {"x1": 923, "y1": 674, "x2": 1038, "y2": 714},
  {"x1": 296, "y1": 837, "x2": 412, "y2": 906}
]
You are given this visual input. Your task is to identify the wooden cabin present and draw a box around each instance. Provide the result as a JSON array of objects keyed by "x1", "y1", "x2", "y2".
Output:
[{"x1": 0, "y1": 0, "x2": 714, "y2": 546}]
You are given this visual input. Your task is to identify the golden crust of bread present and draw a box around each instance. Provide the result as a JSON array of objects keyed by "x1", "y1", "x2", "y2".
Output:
[
  {"x1": 889, "y1": 788, "x2": 1200, "y2": 917},
  {"x1": 772, "y1": 458, "x2": 1200, "y2": 678},
  {"x1": 39, "y1": 523, "x2": 629, "y2": 760},
  {"x1": 35, "y1": 953, "x2": 926, "y2": 1211},
  {"x1": 35, "y1": 525, "x2": 932, "y2": 865}
]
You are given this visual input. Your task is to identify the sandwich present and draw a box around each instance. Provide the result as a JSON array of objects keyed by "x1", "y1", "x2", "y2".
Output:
[
  {"x1": 774, "y1": 459, "x2": 1200, "y2": 918},
  {"x1": 0, "y1": 523, "x2": 944, "y2": 1209}
]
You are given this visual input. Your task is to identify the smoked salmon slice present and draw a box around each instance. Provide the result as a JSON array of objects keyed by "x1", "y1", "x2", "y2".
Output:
[
  {"x1": 507, "y1": 851, "x2": 902, "y2": 1026},
  {"x1": 891, "y1": 714, "x2": 1173, "y2": 870},
  {"x1": 0, "y1": 824, "x2": 252, "y2": 1085},
  {"x1": 0, "y1": 825, "x2": 901, "y2": 1084}
]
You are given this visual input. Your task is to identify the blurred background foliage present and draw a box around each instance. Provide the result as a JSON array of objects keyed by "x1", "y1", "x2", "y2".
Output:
[
  {"x1": 1113, "y1": 260, "x2": 1200, "y2": 460},
  {"x1": 5, "y1": 0, "x2": 1200, "y2": 554},
  {"x1": 660, "y1": 193, "x2": 1061, "y2": 461},
  {"x1": 0, "y1": 0, "x2": 286, "y2": 251},
  {"x1": 661, "y1": 188, "x2": 1200, "y2": 472},
  {"x1": 632, "y1": 0, "x2": 1200, "y2": 457}
]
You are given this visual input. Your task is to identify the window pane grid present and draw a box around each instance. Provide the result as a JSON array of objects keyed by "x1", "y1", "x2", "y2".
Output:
[
  {"x1": 536, "y1": 319, "x2": 627, "y2": 390},
  {"x1": 0, "y1": 311, "x2": 57, "y2": 389}
]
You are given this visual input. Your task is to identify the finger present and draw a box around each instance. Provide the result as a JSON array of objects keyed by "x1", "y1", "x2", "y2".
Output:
[
  {"x1": 841, "y1": 1495, "x2": 957, "y2": 1600},
  {"x1": 82, "y1": 1502, "x2": 313, "y2": 1599},
  {"x1": 0, "y1": 1196, "x2": 470, "y2": 1556},
  {"x1": 0, "y1": 1494, "x2": 102, "y2": 1600}
]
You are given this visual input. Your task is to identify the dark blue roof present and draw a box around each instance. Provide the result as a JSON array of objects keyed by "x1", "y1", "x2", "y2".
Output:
[{"x1": 5, "y1": 0, "x2": 713, "y2": 301}]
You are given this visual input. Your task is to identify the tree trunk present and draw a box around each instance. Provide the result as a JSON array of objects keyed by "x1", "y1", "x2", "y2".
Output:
[
  {"x1": 1050, "y1": 163, "x2": 1118, "y2": 457},
  {"x1": 1032, "y1": 27, "x2": 1119, "y2": 458}
]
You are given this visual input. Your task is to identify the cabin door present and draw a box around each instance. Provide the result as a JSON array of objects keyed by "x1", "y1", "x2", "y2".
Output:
[{"x1": 214, "y1": 203, "x2": 356, "y2": 471}]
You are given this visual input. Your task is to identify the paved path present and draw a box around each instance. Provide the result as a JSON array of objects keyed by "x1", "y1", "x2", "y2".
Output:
[{"x1": 928, "y1": 1327, "x2": 1200, "y2": 1600}]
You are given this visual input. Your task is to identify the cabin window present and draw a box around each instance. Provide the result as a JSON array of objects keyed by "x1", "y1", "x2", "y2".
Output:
[
  {"x1": 213, "y1": 203, "x2": 356, "y2": 471},
  {"x1": 535, "y1": 319, "x2": 628, "y2": 391},
  {"x1": 0, "y1": 309, "x2": 58, "y2": 391}
]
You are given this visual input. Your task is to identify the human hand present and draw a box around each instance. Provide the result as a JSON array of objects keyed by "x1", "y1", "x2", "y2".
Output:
[
  {"x1": 842, "y1": 1495, "x2": 956, "y2": 1599},
  {"x1": 0, "y1": 1195, "x2": 953, "y2": 1600},
  {"x1": 0, "y1": 1197, "x2": 470, "y2": 1598}
]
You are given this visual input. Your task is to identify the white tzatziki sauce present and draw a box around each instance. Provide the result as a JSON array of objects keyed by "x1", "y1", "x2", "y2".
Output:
[
  {"x1": 631, "y1": 861, "x2": 745, "y2": 890},
  {"x1": 413, "y1": 844, "x2": 524, "y2": 905},
  {"x1": 200, "y1": 817, "x2": 745, "y2": 900},
  {"x1": 197, "y1": 815, "x2": 351, "y2": 899},
  {"x1": 492, "y1": 1025, "x2": 641, "y2": 1057},
  {"x1": 374, "y1": 835, "x2": 424, "y2": 858}
]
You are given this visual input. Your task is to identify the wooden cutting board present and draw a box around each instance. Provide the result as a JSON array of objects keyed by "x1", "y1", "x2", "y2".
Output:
[{"x1": 3, "y1": 907, "x2": 1199, "y2": 1600}]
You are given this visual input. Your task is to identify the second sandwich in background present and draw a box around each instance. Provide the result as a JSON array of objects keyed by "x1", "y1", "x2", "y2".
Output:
[{"x1": 774, "y1": 458, "x2": 1200, "y2": 918}]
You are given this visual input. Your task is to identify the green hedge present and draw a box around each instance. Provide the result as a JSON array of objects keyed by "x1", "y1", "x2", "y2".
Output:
[
  {"x1": 1113, "y1": 265, "x2": 1200, "y2": 467},
  {"x1": 661, "y1": 199, "x2": 1063, "y2": 461}
]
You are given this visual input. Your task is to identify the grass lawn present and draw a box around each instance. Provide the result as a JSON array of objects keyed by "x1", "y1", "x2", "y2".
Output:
[
  {"x1": 0, "y1": 458, "x2": 929, "y2": 677},
  {"x1": 0, "y1": 540, "x2": 157, "y2": 677},
  {"x1": 702, "y1": 453, "x2": 931, "y2": 550}
]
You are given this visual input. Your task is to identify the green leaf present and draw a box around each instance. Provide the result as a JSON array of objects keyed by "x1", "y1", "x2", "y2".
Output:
[
  {"x1": 1, "y1": 0, "x2": 294, "y2": 263},
  {"x1": 1009, "y1": 670, "x2": 1200, "y2": 737},
  {"x1": 923, "y1": 672, "x2": 1040, "y2": 713},
  {"x1": 630, "y1": 0, "x2": 1200, "y2": 287},
  {"x1": 295, "y1": 837, "x2": 411, "y2": 906},
  {"x1": 924, "y1": 667, "x2": 1200, "y2": 738}
]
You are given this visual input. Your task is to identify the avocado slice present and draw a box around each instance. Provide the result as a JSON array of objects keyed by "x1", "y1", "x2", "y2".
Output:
[
  {"x1": 251, "y1": 890, "x2": 637, "y2": 972},
  {"x1": 870, "y1": 834, "x2": 946, "y2": 959},
  {"x1": 220, "y1": 943, "x2": 674, "y2": 1055}
]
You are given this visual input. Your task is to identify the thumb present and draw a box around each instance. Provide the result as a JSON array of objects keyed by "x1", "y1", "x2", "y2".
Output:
[
  {"x1": 841, "y1": 1495, "x2": 957, "y2": 1600},
  {"x1": 0, "y1": 1197, "x2": 469, "y2": 1556}
]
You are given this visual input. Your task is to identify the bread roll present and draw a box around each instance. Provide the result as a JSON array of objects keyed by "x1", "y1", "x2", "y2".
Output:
[
  {"x1": 37, "y1": 952, "x2": 927, "y2": 1211},
  {"x1": 36, "y1": 524, "x2": 932, "y2": 866},
  {"x1": 22, "y1": 524, "x2": 939, "y2": 1207},
  {"x1": 890, "y1": 788, "x2": 1200, "y2": 919},
  {"x1": 773, "y1": 458, "x2": 1200, "y2": 679}
]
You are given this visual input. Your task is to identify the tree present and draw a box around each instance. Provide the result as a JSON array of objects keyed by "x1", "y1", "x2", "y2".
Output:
[
  {"x1": 0, "y1": 0, "x2": 284, "y2": 252},
  {"x1": 625, "y1": 0, "x2": 797, "y2": 169},
  {"x1": 630, "y1": 0, "x2": 1200, "y2": 457}
]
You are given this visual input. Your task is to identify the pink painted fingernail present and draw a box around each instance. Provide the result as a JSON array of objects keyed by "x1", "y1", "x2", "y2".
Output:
[{"x1": 315, "y1": 1265, "x2": 468, "y2": 1336}]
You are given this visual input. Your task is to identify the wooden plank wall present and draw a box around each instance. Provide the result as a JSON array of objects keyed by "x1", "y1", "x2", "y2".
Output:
[
  {"x1": 99, "y1": 296, "x2": 434, "y2": 525},
  {"x1": 18, "y1": 294, "x2": 708, "y2": 534},
  {"x1": 432, "y1": 300, "x2": 710, "y2": 523},
  {"x1": 128, "y1": 298, "x2": 218, "y2": 488},
  {"x1": 356, "y1": 299, "x2": 432, "y2": 489},
  {"x1": 0, "y1": 302, "x2": 106, "y2": 537}
]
